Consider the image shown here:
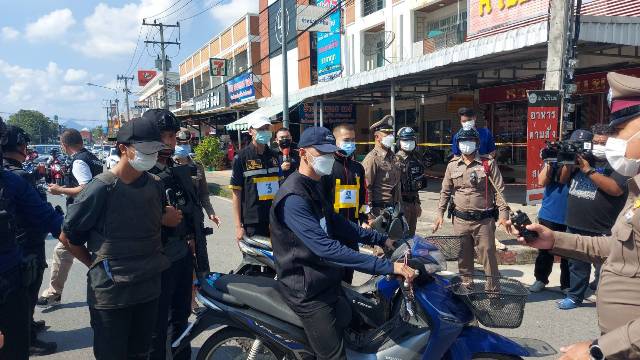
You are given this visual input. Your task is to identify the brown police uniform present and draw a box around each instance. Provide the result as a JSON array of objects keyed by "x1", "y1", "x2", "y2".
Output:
[
  {"x1": 437, "y1": 154, "x2": 509, "y2": 278},
  {"x1": 547, "y1": 72, "x2": 640, "y2": 360},
  {"x1": 396, "y1": 150, "x2": 427, "y2": 236},
  {"x1": 363, "y1": 117, "x2": 401, "y2": 221}
]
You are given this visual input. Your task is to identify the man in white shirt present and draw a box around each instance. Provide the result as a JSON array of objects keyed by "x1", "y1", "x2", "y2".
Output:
[{"x1": 37, "y1": 129, "x2": 103, "y2": 309}]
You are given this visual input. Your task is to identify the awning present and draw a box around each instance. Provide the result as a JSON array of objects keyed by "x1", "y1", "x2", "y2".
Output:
[
  {"x1": 225, "y1": 92, "x2": 308, "y2": 131},
  {"x1": 579, "y1": 15, "x2": 640, "y2": 46}
]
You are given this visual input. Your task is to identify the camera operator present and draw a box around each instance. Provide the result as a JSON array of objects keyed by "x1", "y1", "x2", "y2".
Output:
[
  {"x1": 556, "y1": 127, "x2": 629, "y2": 310},
  {"x1": 529, "y1": 161, "x2": 570, "y2": 293}
]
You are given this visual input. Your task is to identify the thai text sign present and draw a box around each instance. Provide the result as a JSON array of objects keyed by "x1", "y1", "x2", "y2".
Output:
[
  {"x1": 227, "y1": 73, "x2": 255, "y2": 105},
  {"x1": 316, "y1": 0, "x2": 342, "y2": 82},
  {"x1": 467, "y1": 0, "x2": 549, "y2": 38},
  {"x1": 299, "y1": 103, "x2": 355, "y2": 124},
  {"x1": 526, "y1": 90, "x2": 560, "y2": 205}
]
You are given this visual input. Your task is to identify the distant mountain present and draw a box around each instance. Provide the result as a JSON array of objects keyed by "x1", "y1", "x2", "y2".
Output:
[{"x1": 58, "y1": 118, "x2": 101, "y2": 130}]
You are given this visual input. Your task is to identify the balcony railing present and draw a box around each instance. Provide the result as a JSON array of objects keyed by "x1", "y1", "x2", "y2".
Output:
[
  {"x1": 417, "y1": 28, "x2": 466, "y2": 55},
  {"x1": 363, "y1": 0, "x2": 385, "y2": 17}
]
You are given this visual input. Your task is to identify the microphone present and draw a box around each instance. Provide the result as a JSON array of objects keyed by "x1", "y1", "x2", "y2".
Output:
[{"x1": 282, "y1": 147, "x2": 290, "y2": 163}]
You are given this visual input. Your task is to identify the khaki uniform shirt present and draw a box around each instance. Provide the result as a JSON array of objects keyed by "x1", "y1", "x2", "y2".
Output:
[
  {"x1": 437, "y1": 155, "x2": 509, "y2": 220},
  {"x1": 553, "y1": 174, "x2": 640, "y2": 360},
  {"x1": 362, "y1": 144, "x2": 401, "y2": 209}
]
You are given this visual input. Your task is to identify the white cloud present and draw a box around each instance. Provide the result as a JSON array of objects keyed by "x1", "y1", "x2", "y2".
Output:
[
  {"x1": 75, "y1": 0, "x2": 173, "y2": 58},
  {"x1": 209, "y1": 0, "x2": 257, "y2": 25},
  {"x1": 1, "y1": 27, "x2": 19, "y2": 41},
  {"x1": 64, "y1": 68, "x2": 88, "y2": 82},
  {"x1": 25, "y1": 9, "x2": 76, "y2": 42}
]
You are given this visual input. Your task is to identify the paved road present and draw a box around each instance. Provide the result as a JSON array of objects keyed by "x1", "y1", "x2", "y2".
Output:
[{"x1": 36, "y1": 194, "x2": 598, "y2": 359}]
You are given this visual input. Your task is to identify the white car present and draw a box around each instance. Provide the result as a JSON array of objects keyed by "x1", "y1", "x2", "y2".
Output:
[{"x1": 105, "y1": 148, "x2": 120, "y2": 169}]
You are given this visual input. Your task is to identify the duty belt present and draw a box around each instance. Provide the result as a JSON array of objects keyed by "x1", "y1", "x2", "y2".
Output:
[
  {"x1": 371, "y1": 201, "x2": 395, "y2": 209},
  {"x1": 401, "y1": 195, "x2": 420, "y2": 203},
  {"x1": 453, "y1": 208, "x2": 497, "y2": 221}
]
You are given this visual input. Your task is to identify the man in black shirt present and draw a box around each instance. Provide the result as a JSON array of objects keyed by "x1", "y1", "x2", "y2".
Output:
[
  {"x1": 558, "y1": 128, "x2": 629, "y2": 310},
  {"x1": 275, "y1": 127, "x2": 299, "y2": 180},
  {"x1": 62, "y1": 116, "x2": 182, "y2": 359}
]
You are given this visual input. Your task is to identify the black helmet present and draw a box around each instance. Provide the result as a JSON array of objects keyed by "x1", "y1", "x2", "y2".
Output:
[
  {"x1": 143, "y1": 109, "x2": 180, "y2": 133},
  {"x1": 456, "y1": 128, "x2": 479, "y2": 142},
  {"x1": 2, "y1": 125, "x2": 31, "y2": 152},
  {"x1": 397, "y1": 126, "x2": 417, "y2": 140}
]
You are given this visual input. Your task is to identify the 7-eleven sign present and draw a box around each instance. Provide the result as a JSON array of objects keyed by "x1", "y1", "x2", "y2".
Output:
[{"x1": 210, "y1": 58, "x2": 228, "y2": 77}]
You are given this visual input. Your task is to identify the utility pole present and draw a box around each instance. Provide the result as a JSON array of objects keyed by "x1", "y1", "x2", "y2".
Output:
[
  {"x1": 280, "y1": 0, "x2": 289, "y2": 128},
  {"x1": 143, "y1": 20, "x2": 180, "y2": 110},
  {"x1": 117, "y1": 75, "x2": 134, "y2": 121}
]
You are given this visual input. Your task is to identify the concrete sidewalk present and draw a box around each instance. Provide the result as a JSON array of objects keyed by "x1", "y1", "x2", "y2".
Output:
[{"x1": 206, "y1": 170, "x2": 541, "y2": 265}]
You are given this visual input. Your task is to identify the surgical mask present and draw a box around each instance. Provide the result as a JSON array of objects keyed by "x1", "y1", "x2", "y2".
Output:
[
  {"x1": 308, "y1": 153, "x2": 335, "y2": 176},
  {"x1": 338, "y1": 141, "x2": 356, "y2": 156},
  {"x1": 174, "y1": 144, "x2": 191, "y2": 158},
  {"x1": 128, "y1": 150, "x2": 158, "y2": 172},
  {"x1": 605, "y1": 131, "x2": 640, "y2": 176},
  {"x1": 381, "y1": 135, "x2": 395, "y2": 149},
  {"x1": 462, "y1": 120, "x2": 476, "y2": 131},
  {"x1": 400, "y1": 140, "x2": 416, "y2": 152},
  {"x1": 459, "y1": 141, "x2": 477, "y2": 155},
  {"x1": 591, "y1": 144, "x2": 606, "y2": 160},
  {"x1": 255, "y1": 131, "x2": 272, "y2": 145}
]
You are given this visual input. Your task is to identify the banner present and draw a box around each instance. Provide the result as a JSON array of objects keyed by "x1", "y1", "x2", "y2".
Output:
[
  {"x1": 227, "y1": 73, "x2": 255, "y2": 105},
  {"x1": 137, "y1": 70, "x2": 157, "y2": 87},
  {"x1": 299, "y1": 103, "x2": 355, "y2": 124},
  {"x1": 467, "y1": 0, "x2": 549, "y2": 39},
  {"x1": 316, "y1": 0, "x2": 341, "y2": 82},
  {"x1": 296, "y1": 5, "x2": 332, "y2": 32},
  {"x1": 526, "y1": 90, "x2": 560, "y2": 205}
]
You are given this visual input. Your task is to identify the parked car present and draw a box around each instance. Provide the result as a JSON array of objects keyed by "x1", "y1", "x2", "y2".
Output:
[{"x1": 105, "y1": 148, "x2": 120, "y2": 169}]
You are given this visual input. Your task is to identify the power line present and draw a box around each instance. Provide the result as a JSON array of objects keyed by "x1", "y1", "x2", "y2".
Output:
[
  {"x1": 145, "y1": 0, "x2": 186, "y2": 20},
  {"x1": 155, "y1": 0, "x2": 193, "y2": 20},
  {"x1": 178, "y1": 0, "x2": 224, "y2": 22}
]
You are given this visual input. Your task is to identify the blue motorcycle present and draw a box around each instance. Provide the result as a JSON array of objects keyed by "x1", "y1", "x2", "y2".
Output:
[{"x1": 175, "y1": 234, "x2": 555, "y2": 360}]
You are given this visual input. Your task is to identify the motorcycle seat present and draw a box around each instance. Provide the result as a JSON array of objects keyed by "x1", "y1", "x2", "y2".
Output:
[
  {"x1": 341, "y1": 276, "x2": 378, "y2": 294},
  {"x1": 215, "y1": 274, "x2": 304, "y2": 328}
]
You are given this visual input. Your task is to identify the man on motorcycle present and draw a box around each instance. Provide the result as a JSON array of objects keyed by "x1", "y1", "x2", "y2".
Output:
[{"x1": 270, "y1": 126, "x2": 417, "y2": 360}]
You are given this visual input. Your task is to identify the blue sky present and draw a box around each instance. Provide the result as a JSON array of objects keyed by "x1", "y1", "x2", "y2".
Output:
[{"x1": 0, "y1": 0, "x2": 257, "y2": 128}]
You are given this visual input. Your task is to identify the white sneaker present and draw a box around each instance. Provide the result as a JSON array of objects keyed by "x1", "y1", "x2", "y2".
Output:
[
  {"x1": 495, "y1": 238, "x2": 507, "y2": 250},
  {"x1": 529, "y1": 280, "x2": 546, "y2": 292}
]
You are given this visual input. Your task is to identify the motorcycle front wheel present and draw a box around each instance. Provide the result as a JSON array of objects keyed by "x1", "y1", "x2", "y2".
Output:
[
  {"x1": 473, "y1": 354, "x2": 523, "y2": 360},
  {"x1": 197, "y1": 327, "x2": 284, "y2": 360}
]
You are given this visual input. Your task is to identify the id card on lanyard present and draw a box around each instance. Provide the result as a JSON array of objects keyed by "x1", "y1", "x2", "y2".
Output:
[
  {"x1": 254, "y1": 176, "x2": 280, "y2": 200},
  {"x1": 334, "y1": 177, "x2": 360, "y2": 217}
]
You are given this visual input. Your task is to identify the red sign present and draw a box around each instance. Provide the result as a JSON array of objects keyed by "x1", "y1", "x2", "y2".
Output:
[
  {"x1": 137, "y1": 70, "x2": 157, "y2": 87},
  {"x1": 526, "y1": 90, "x2": 560, "y2": 205},
  {"x1": 467, "y1": 0, "x2": 550, "y2": 39}
]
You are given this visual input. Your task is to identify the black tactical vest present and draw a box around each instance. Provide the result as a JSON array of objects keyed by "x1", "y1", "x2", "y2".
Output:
[
  {"x1": 235, "y1": 144, "x2": 280, "y2": 225},
  {"x1": 0, "y1": 172, "x2": 17, "y2": 257},
  {"x1": 398, "y1": 150, "x2": 426, "y2": 194},
  {"x1": 269, "y1": 172, "x2": 341, "y2": 309},
  {"x1": 66, "y1": 148, "x2": 103, "y2": 205},
  {"x1": 87, "y1": 171, "x2": 169, "y2": 284}
]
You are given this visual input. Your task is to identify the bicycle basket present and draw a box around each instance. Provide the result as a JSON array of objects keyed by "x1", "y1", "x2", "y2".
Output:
[
  {"x1": 424, "y1": 235, "x2": 463, "y2": 261},
  {"x1": 450, "y1": 274, "x2": 529, "y2": 328}
]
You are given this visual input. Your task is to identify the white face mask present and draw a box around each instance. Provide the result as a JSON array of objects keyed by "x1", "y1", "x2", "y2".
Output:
[
  {"x1": 400, "y1": 140, "x2": 416, "y2": 152},
  {"x1": 381, "y1": 134, "x2": 395, "y2": 149},
  {"x1": 592, "y1": 144, "x2": 607, "y2": 160},
  {"x1": 308, "y1": 153, "x2": 335, "y2": 176},
  {"x1": 462, "y1": 120, "x2": 476, "y2": 131},
  {"x1": 459, "y1": 141, "x2": 477, "y2": 155},
  {"x1": 128, "y1": 149, "x2": 158, "y2": 172},
  {"x1": 605, "y1": 131, "x2": 640, "y2": 176}
]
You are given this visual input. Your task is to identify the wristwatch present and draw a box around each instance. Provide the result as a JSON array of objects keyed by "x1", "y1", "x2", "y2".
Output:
[
  {"x1": 585, "y1": 168, "x2": 597, "y2": 177},
  {"x1": 590, "y1": 339, "x2": 605, "y2": 360}
]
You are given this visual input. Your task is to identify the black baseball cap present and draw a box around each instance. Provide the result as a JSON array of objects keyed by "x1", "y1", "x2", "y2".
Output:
[
  {"x1": 116, "y1": 115, "x2": 166, "y2": 155},
  {"x1": 298, "y1": 126, "x2": 338, "y2": 153},
  {"x1": 569, "y1": 129, "x2": 593, "y2": 142}
]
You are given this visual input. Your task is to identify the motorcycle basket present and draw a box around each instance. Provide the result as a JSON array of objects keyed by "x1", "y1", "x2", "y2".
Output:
[
  {"x1": 450, "y1": 274, "x2": 528, "y2": 328},
  {"x1": 423, "y1": 235, "x2": 463, "y2": 261}
]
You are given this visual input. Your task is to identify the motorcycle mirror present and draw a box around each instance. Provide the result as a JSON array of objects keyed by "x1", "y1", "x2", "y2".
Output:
[{"x1": 387, "y1": 218, "x2": 405, "y2": 240}]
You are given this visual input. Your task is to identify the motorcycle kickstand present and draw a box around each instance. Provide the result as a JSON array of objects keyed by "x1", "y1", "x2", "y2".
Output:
[{"x1": 247, "y1": 338, "x2": 263, "y2": 360}]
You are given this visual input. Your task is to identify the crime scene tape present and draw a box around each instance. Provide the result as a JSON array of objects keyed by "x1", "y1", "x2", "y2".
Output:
[{"x1": 355, "y1": 141, "x2": 528, "y2": 147}]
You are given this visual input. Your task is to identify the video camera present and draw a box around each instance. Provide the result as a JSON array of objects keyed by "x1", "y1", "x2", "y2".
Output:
[{"x1": 540, "y1": 140, "x2": 593, "y2": 164}]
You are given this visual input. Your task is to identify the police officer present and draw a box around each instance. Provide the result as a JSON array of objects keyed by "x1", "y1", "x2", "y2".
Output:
[
  {"x1": 2, "y1": 125, "x2": 58, "y2": 355},
  {"x1": 271, "y1": 126, "x2": 415, "y2": 360},
  {"x1": 0, "y1": 116, "x2": 64, "y2": 360},
  {"x1": 62, "y1": 115, "x2": 182, "y2": 360},
  {"x1": 321, "y1": 123, "x2": 367, "y2": 283},
  {"x1": 39, "y1": 128, "x2": 103, "y2": 309},
  {"x1": 148, "y1": 110, "x2": 207, "y2": 360},
  {"x1": 433, "y1": 128, "x2": 510, "y2": 283},
  {"x1": 230, "y1": 116, "x2": 280, "y2": 242},
  {"x1": 362, "y1": 115, "x2": 401, "y2": 223},
  {"x1": 396, "y1": 126, "x2": 429, "y2": 237},
  {"x1": 512, "y1": 72, "x2": 640, "y2": 360}
]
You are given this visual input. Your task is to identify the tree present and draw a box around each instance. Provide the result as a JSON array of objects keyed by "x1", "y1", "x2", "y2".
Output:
[
  {"x1": 194, "y1": 136, "x2": 225, "y2": 170},
  {"x1": 91, "y1": 126, "x2": 104, "y2": 143},
  {"x1": 7, "y1": 110, "x2": 58, "y2": 144}
]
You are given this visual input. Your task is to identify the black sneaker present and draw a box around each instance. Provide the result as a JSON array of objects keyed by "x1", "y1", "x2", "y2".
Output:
[
  {"x1": 29, "y1": 338, "x2": 57, "y2": 356},
  {"x1": 36, "y1": 294, "x2": 61, "y2": 309}
]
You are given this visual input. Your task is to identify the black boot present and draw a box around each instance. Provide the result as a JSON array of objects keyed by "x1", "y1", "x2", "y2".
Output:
[{"x1": 29, "y1": 337, "x2": 57, "y2": 356}]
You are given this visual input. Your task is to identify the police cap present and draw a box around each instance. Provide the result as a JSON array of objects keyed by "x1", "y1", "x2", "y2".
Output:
[
  {"x1": 607, "y1": 72, "x2": 640, "y2": 127},
  {"x1": 370, "y1": 115, "x2": 394, "y2": 133}
]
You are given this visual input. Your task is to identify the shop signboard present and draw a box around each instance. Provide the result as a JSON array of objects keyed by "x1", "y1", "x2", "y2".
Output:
[
  {"x1": 299, "y1": 102, "x2": 355, "y2": 124},
  {"x1": 209, "y1": 58, "x2": 227, "y2": 77},
  {"x1": 467, "y1": 0, "x2": 550, "y2": 39},
  {"x1": 194, "y1": 86, "x2": 227, "y2": 112},
  {"x1": 296, "y1": 5, "x2": 332, "y2": 32},
  {"x1": 316, "y1": 0, "x2": 342, "y2": 82},
  {"x1": 525, "y1": 90, "x2": 560, "y2": 205},
  {"x1": 137, "y1": 70, "x2": 157, "y2": 86},
  {"x1": 268, "y1": 0, "x2": 297, "y2": 57},
  {"x1": 227, "y1": 72, "x2": 255, "y2": 105}
]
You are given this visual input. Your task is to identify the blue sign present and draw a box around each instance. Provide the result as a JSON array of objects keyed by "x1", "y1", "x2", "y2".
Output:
[
  {"x1": 226, "y1": 72, "x2": 256, "y2": 105},
  {"x1": 316, "y1": 0, "x2": 341, "y2": 82}
]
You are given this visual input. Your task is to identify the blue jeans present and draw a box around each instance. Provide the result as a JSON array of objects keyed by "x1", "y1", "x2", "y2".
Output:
[{"x1": 567, "y1": 227, "x2": 601, "y2": 303}]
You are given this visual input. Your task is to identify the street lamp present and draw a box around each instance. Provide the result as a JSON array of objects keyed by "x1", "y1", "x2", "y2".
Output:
[{"x1": 86, "y1": 82, "x2": 120, "y2": 119}]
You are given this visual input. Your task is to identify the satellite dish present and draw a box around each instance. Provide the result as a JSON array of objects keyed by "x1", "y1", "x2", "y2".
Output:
[{"x1": 361, "y1": 31, "x2": 395, "y2": 62}]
